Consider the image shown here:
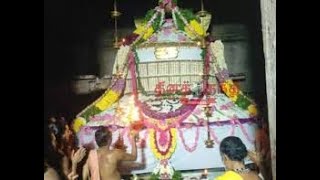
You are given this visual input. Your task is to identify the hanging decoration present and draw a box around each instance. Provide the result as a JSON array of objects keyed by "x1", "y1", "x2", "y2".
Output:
[
  {"x1": 210, "y1": 41, "x2": 258, "y2": 116},
  {"x1": 76, "y1": 77, "x2": 126, "y2": 121},
  {"x1": 178, "y1": 126, "x2": 200, "y2": 152},
  {"x1": 72, "y1": 117, "x2": 86, "y2": 133},
  {"x1": 149, "y1": 128, "x2": 177, "y2": 160}
]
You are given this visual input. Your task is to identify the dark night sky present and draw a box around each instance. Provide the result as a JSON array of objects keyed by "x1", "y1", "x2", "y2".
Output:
[{"x1": 44, "y1": 0, "x2": 263, "y2": 119}]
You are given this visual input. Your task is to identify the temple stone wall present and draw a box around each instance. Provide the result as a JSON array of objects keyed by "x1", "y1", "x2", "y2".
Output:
[{"x1": 260, "y1": 0, "x2": 276, "y2": 179}]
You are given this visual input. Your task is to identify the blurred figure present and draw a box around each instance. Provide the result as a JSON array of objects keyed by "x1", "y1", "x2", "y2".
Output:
[
  {"x1": 251, "y1": 119, "x2": 271, "y2": 180},
  {"x1": 45, "y1": 128, "x2": 62, "y2": 180},
  {"x1": 44, "y1": 159, "x2": 60, "y2": 180},
  {"x1": 67, "y1": 147, "x2": 87, "y2": 180}
]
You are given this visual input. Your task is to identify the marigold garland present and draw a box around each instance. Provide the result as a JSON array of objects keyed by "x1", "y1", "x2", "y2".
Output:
[
  {"x1": 72, "y1": 117, "x2": 86, "y2": 133},
  {"x1": 95, "y1": 90, "x2": 120, "y2": 110},
  {"x1": 149, "y1": 128, "x2": 177, "y2": 160}
]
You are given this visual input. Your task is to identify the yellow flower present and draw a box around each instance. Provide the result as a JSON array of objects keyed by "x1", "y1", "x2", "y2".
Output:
[
  {"x1": 133, "y1": 23, "x2": 146, "y2": 35},
  {"x1": 72, "y1": 117, "x2": 86, "y2": 133},
  {"x1": 95, "y1": 100, "x2": 109, "y2": 110},
  {"x1": 220, "y1": 82, "x2": 229, "y2": 93},
  {"x1": 143, "y1": 27, "x2": 154, "y2": 40},
  {"x1": 184, "y1": 26, "x2": 196, "y2": 40},
  {"x1": 190, "y1": 20, "x2": 205, "y2": 36},
  {"x1": 149, "y1": 128, "x2": 177, "y2": 160},
  {"x1": 95, "y1": 90, "x2": 120, "y2": 110},
  {"x1": 134, "y1": 25, "x2": 154, "y2": 40},
  {"x1": 230, "y1": 95, "x2": 238, "y2": 102},
  {"x1": 248, "y1": 104, "x2": 258, "y2": 116},
  {"x1": 184, "y1": 20, "x2": 205, "y2": 39}
]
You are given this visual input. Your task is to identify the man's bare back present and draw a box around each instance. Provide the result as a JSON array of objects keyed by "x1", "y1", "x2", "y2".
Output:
[
  {"x1": 97, "y1": 149, "x2": 123, "y2": 180},
  {"x1": 83, "y1": 128, "x2": 137, "y2": 180}
]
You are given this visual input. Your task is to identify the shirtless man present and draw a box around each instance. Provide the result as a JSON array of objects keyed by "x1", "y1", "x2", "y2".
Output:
[{"x1": 83, "y1": 127, "x2": 137, "y2": 180}]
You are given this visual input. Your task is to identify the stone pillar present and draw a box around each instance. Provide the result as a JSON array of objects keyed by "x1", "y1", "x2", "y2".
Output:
[{"x1": 260, "y1": 0, "x2": 276, "y2": 179}]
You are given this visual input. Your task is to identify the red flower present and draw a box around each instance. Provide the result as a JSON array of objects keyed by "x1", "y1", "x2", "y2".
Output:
[{"x1": 130, "y1": 121, "x2": 145, "y2": 131}]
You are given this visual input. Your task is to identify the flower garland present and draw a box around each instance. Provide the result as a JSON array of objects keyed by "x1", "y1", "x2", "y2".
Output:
[
  {"x1": 208, "y1": 117, "x2": 255, "y2": 145},
  {"x1": 172, "y1": 8, "x2": 178, "y2": 29},
  {"x1": 178, "y1": 126, "x2": 199, "y2": 152},
  {"x1": 149, "y1": 128, "x2": 177, "y2": 160},
  {"x1": 112, "y1": 45, "x2": 131, "y2": 75},
  {"x1": 72, "y1": 117, "x2": 87, "y2": 133},
  {"x1": 208, "y1": 123, "x2": 236, "y2": 145},
  {"x1": 173, "y1": 7, "x2": 205, "y2": 40},
  {"x1": 77, "y1": 78, "x2": 126, "y2": 121},
  {"x1": 140, "y1": 101, "x2": 197, "y2": 120},
  {"x1": 132, "y1": 7, "x2": 165, "y2": 45},
  {"x1": 210, "y1": 41, "x2": 258, "y2": 116},
  {"x1": 234, "y1": 119, "x2": 255, "y2": 144}
]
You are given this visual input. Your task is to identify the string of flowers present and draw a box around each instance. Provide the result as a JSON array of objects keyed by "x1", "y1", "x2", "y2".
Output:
[
  {"x1": 112, "y1": 45, "x2": 131, "y2": 75},
  {"x1": 72, "y1": 78, "x2": 126, "y2": 133},
  {"x1": 208, "y1": 123, "x2": 236, "y2": 145},
  {"x1": 178, "y1": 126, "x2": 200, "y2": 152},
  {"x1": 132, "y1": 7, "x2": 164, "y2": 46},
  {"x1": 159, "y1": 8, "x2": 165, "y2": 29},
  {"x1": 149, "y1": 128, "x2": 177, "y2": 160},
  {"x1": 173, "y1": 7, "x2": 205, "y2": 40},
  {"x1": 234, "y1": 119, "x2": 255, "y2": 144},
  {"x1": 74, "y1": 55, "x2": 130, "y2": 130},
  {"x1": 210, "y1": 41, "x2": 258, "y2": 116},
  {"x1": 172, "y1": 8, "x2": 178, "y2": 29}
]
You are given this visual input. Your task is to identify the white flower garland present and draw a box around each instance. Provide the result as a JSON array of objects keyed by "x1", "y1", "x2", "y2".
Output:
[
  {"x1": 171, "y1": 8, "x2": 178, "y2": 29},
  {"x1": 159, "y1": 8, "x2": 165, "y2": 28},
  {"x1": 210, "y1": 41, "x2": 228, "y2": 70},
  {"x1": 112, "y1": 45, "x2": 131, "y2": 75}
]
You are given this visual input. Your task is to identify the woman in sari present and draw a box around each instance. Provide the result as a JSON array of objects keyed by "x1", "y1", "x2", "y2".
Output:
[{"x1": 215, "y1": 136, "x2": 261, "y2": 180}]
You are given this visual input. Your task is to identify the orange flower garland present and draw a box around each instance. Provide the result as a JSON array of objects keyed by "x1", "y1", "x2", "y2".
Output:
[{"x1": 220, "y1": 79, "x2": 258, "y2": 116}]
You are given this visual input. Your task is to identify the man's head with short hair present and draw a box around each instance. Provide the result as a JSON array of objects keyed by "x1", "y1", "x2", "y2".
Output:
[
  {"x1": 220, "y1": 136, "x2": 248, "y2": 162},
  {"x1": 95, "y1": 127, "x2": 112, "y2": 147}
]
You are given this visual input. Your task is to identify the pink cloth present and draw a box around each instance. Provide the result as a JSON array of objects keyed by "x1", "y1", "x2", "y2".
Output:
[{"x1": 88, "y1": 150, "x2": 100, "y2": 180}]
